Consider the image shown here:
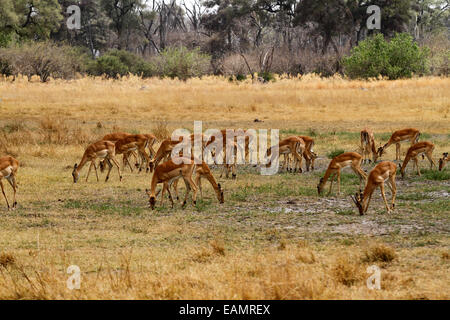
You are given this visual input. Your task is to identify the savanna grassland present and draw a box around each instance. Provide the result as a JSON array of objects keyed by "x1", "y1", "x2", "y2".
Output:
[{"x1": 0, "y1": 75, "x2": 449, "y2": 299}]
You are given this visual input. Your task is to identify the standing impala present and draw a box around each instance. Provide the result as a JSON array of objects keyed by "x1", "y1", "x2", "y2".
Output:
[
  {"x1": 146, "y1": 157, "x2": 198, "y2": 210},
  {"x1": 266, "y1": 136, "x2": 305, "y2": 173},
  {"x1": 317, "y1": 152, "x2": 367, "y2": 196},
  {"x1": 399, "y1": 141, "x2": 436, "y2": 178},
  {"x1": 351, "y1": 161, "x2": 397, "y2": 215},
  {"x1": 72, "y1": 141, "x2": 122, "y2": 183},
  {"x1": 114, "y1": 134, "x2": 152, "y2": 173},
  {"x1": 377, "y1": 128, "x2": 420, "y2": 161},
  {"x1": 360, "y1": 128, "x2": 378, "y2": 163},
  {"x1": 0, "y1": 156, "x2": 19, "y2": 211},
  {"x1": 439, "y1": 153, "x2": 448, "y2": 171}
]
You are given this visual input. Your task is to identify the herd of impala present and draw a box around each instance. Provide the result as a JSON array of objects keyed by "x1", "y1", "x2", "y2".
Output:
[{"x1": 0, "y1": 128, "x2": 448, "y2": 214}]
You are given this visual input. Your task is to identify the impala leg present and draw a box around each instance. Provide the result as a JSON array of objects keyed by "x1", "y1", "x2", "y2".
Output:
[
  {"x1": 414, "y1": 157, "x2": 421, "y2": 176},
  {"x1": 364, "y1": 192, "x2": 373, "y2": 214},
  {"x1": 425, "y1": 152, "x2": 436, "y2": 169},
  {"x1": 86, "y1": 161, "x2": 94, "y2": 182},
  {"x1": 110, "y1": 156, "x2": 122, "y2": 181},
  {"x1": 182, "y1": 178, "x2": 191, "y2": 207},
  {"x1": 195, "y1": 174, "x2": 203, "y2": 199},
  {"x1": 93, "y1": 162, "x2": 99, "y2": 182},
  {"x1": 105, "y1": 159, "x2": 113, "y2": 182},
  {"x1": 166, "y1": 182, "x2": 175, "y2": 208},
  {"x1": 6, "y1": 175, "x2": 17, "y2": 209},
  {"x1": 387, "y1": 176, "x2": 397, "y2": 209},
  {"x1": 396, "y1": 143, "x2": 400, "y2": 161},
  {"x1": 337, "y1": 170, "x2": 341, "y2": 195},
  {"x1": 327, "y1": 173, "x2": 335, "y2": 195},
  {"x1": 0, "y1": 180, "x2": 11, "y2": 210},
  {"x1": 185, "y1": 175, "x2": 198, "y2": 206},
  {"x1": 379, "y1": 183, "x2": 391, "y2": 213},
  {"x1": 172, "y1": 179, "x2": 180, "y2": 201}
]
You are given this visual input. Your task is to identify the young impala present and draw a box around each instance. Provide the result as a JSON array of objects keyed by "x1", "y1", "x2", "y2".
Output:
[
  {"x1": 72, "y1": 140, "x2": 122, "y2": 183},
  {"x1": 399, "y1": 141, "x2": 436, "y2": 178},
  {"x1": 0, "y1": 156, "x2": 19, "y2": 211},
  {"x1": 317, "y1": 152, "x2": 367, "y2": 196},
  {"x1": 377, "y1": 128, "x2": 420, "y2": 161},
  {"x1": 146, "y1": 157, "x2": 198, "y2": 210},
  {"x1": 351, "y1": 161, "x2": 397, "y2": 215}
]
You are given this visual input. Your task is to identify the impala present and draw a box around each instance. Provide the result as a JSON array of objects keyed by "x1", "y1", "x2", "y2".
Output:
[
  {"x1": 360, "y1": 128, "x2": 378, "y2": 163},
  {"x1": 399, "y1": 141, "x2": 436, "y2": 178},
  {"x1": 317, "y1": 152, "x2": 367, "y2": 196},
  {"x1": 0, "y1": 156, "x2": 19, "y2": 211},
  {"x1": 351, "y1": 161, "x2": 397, "y2": 215},
  {"x1": 266, "y1": 136, "x2": 305, "y2": 173},
  {"x1": 173, "y1": 161, "x2": 224, "y2": 204},
  {"x1": 72, "y1": 140, "x2": 122, "y2": 183},
  {"x1": 145, "y1": 157, "x2": 198, "y2": 210},
  {"x1": 101, "y1": 132, "x2": 137, "y2": 170},
  {"x1": 439, "y1": 152, "x2": 448, "y2": 171},
  {"x1": 377, "y1": 128, "x2": 420, "y2": 161},
  {"x1": 114, "y1": 134, "x2": 152, "y2": 172},
  {"x1": 287, "y1": 135, "x2": 317, "y2": 172}
]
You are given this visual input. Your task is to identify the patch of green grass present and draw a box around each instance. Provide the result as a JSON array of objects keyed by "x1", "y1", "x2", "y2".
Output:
[
  {"x1": 63, "y1": 199, "x2": 144, "y2": 216},
  {"x1": 335, "y1": 209, "x2": 354, "y2": 216},
  {"x1": 397, "y1": 193, "x2": 431, "y2": 201},
  {"x1": 195, "y1": 199, "x2": 212, "y2": 212},
  {"x1": 413, "y1": 200, "x2": 450, "y2": 214},
  {"x1": 421, "y1": 169, "x2": 450, "y2": 181}
]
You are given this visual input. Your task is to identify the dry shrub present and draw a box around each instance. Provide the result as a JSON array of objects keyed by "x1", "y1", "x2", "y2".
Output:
[
  {"x1": 296, "y1": 249, "x2": 316, "y2": 264},
  {"x1": 441, "y1": 251, "x2": 450, "y2": 260},
  {"x1": 0, "y1": 252, "x2": 16, "y2": 268},
  {"x1": 363, "y1": 244, "x2": 397, "y2": 263},
  {"x1": 331, "y1": 255, "x2": 364, "y2": 287},
  {"x1": 210, "y1": 240, "x2": 225, "y2": 256},
  {"x1": 151, "y1": 118, "x2": 170, "y2": 140}
]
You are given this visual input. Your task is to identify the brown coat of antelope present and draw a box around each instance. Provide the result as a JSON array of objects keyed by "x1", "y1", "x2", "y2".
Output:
[
  {"x1": 287, "y1": 135, "x2": 317, "y2": 172},
  {"x1": 0, "y1": 156, "x2": 19, "y2": 210},
  {"x1": 439, "y1": 152, "x2": 448, "y2": 171},
  {"x1": 317, "y1": 152, "x2": 367, "y2": 195},
  {"x1": 146, "y1": 158, "x2": 198, "y2": 210},
  {"x1": 360, "y1": 128, "x2": 378, "y2": 164},
  {"x1": 266, "y1": 136, "x2": 305, "y2": 173},
  {"x1": 377, "y1": 128, "x2": 420, "y2": 161},
  {"x1": 399, "y1": 141, "x2": 436, "y2": 178},
  {"x1": 72, "y1": 140, "x2": 122, "y2": 183},
  {"x1": 351, "y1": 161, "x2": 397, "y2": 215},
  {"x1": 172, "y1": 161, "x2": 224, "y2": 204},
  {"x1": 113, "y1": 134, "x2": 152, "y2": 172}
]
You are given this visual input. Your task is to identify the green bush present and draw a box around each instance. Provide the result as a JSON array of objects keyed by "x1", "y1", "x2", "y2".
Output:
[
  {"x1": 154, "y1": 46, "x2": 211, "y2": 80},
  {"x1": 327, "y1": 149, "x2": 345, "y2": 159},
  {"x1": 343, "y1": 33, "x2": 429, "y2": 79},
  {"x1": 87, "y1": 49, "x2": 155, "y2": 79}
]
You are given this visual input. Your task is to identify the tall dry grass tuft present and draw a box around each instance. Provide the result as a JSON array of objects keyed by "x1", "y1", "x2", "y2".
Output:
[
  {"x1": 331, "y1": 255, "x2": 364, "y2": 287},
  {"x1": 0, "y1": 252, "x2": 16, "y2": 268},
  {"x1": 362, "y1": 244, "x2": 397, "y2": 263},
  {"x1": 151, "y1": 118, "x2": 170, "y2": 141}
]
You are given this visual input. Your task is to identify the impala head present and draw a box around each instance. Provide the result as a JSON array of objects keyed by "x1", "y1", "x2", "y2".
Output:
[
  {"x1": 72, "y1": 164, "x2": 79, "y2": 183},
  {"x1": 217, "y1": 183, "x2": 225, "y2": 204},
  {"x1": 377, "y1": 146, "x2": 384, "y2": 158},
  {"x1": 317, "y1": 177, "x2": 325, "y2": 195},
  {"x1": 398, "y1": 163, "x2": 405, "y2": 178},
  {"x1": 351, "y1": 190, "x2": 364, "y2": 215},
  {"x1": 439, "y1": 152, "x2": 448, "y2": 171},
  {"x1": 146, "y1": 189, "x2": 157, "y2": 210}
]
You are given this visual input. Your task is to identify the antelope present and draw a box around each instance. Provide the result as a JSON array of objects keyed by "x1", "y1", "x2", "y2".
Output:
[
  {"x1": 399, "y1": 141, "x2": 436, "y2": 178},
  {"x1": 282, "y1": 136, "x2": 306, "y2": 173},
  {"x1": 351, "y1": 161, "x2": 397, "y2": 215},
  {"x1": 439, "y1": 153, "x2": 448, "y2": 171},
  {"x1": 266, "y1": 136, "x2": 305, "y2": 173},
  {"x1": 0, "y1": 156, "x2": 19, "y2": 211},
  {"x1": 145, "y1": 157, "x2": 198, "y2": 210},
  {"x1": 317, "y1": 152, "x2": 367, "y2": 196},
  {"x1": 114, "y1": 134, "x2": 152, "y2": 172},
  {"x1": 72, "y1": 141, "x2": 122, "y2": 183},
  {"x1": 288, "y1": 135, "x2": 317, "y2": 172},
  {"x1": 377, "y1": 128, "x2": 420, "y2": 161},
  {"x1": 101, "y1": 132, "x2": 137, "y2": 170},
  {"x1": 172, "y1": 161, "x2": 224, "y2": 204},
  {"x1": 360, "y1": 128, "x2": 378, "y2": 163}
]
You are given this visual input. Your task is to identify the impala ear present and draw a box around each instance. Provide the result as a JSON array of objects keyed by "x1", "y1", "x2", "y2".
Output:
[{"x1": 73, "y1": 163, "x2": 78, "y2": 169}]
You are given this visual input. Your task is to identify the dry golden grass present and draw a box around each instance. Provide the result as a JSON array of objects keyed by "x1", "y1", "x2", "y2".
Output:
[{"x1": 0, "y1": 75, "x2": 448, "y2": 300}]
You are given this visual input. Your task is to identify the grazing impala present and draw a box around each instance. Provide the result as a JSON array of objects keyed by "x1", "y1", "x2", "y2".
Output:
[
  {"x1": 377, "y1": 128, "x2": 420, "y2": 161},
  {"x1": 351, "y1": 161, "x2": 397, "y2": 215},
  {"x1": 266, "y1": 136, "x2": 305, "y2": 173},
  {"x1": 72, "y1": 141, "x2": 122, "y2": 183},
  {"x1": 173, "y1": 161, "x2": 224, "y2": 204},
  {"x1": 439, "y1": 153, "x2": 448, "y2": 171},
  {"x1": 114, "y1": 134, "x2": 152, "y2": 172},
  {"x1": 317, "y1": 152, "x2": 367, "y2": 196},
  {"x1": 102, "y1": 132, "x2": 137, "y2": 170},
  {"x1": 399, "y1": 141, "x2": 436, "y2": 178},
  {"x1": 0, "y1": 156, "x2": 19, "y2": 211},
  {"x1": 360, "y1": 128, "x2": 378, "y2": 163},
  {"x1": 146, "y1": 158, "x2": 198, "y2": 210}
]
